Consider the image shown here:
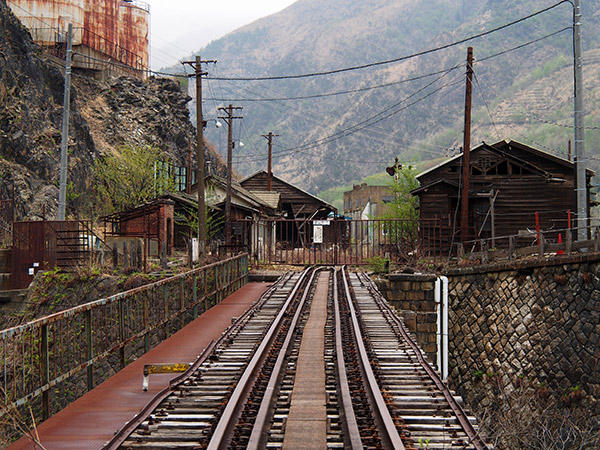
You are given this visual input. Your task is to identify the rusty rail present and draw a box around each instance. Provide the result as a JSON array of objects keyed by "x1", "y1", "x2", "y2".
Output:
[
  {"x1": 333, "y1": 268, "x2": 363, "y2": 449},
  {"x1": 340, "y1": 266, "x2": 405, "y2": 449},
  {"x1": 207, "y1": 267, "x2": 311, "y2": 450},
  {"x1": 358, "y1": 272, "x2": 489, "y2": 450},
  {"x1": 0, "y1": 254, "x2": 248, "y2": 422}
]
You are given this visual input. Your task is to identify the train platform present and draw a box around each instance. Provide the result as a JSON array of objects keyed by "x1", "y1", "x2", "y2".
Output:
[{"x1": 7, "y1": 282, "x2": 272, "y2": 450}]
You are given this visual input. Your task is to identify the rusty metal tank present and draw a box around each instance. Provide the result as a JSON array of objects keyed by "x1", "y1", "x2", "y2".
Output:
[{"x1": 8, "y1": 0, "x2": 149, "y2": 73}]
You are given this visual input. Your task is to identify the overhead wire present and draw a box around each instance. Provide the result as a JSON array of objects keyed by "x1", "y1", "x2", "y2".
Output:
[
  {"x1": 472, "y1": 69, "x2": 502, "y2": 141},
  {"x1": 204, "y1": 66, "x2": 463, "y2": 102},
  {"x1": 207, "y1": 0, "x2": 573, "y2": 81},
  {"x1": 234, "y1": 74, "x2": 464, "y2": 163},
  {"x1": 211, "y1": 25, "x2": 578, "y2": 168}
]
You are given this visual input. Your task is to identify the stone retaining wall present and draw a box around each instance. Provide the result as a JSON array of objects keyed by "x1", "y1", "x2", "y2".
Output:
[
  {"x1": 445, "y1": 254, "x2": 600, "y2": 412},
  {"x1": 375, "y1": 273, "x2": 438, "y2": 363}
]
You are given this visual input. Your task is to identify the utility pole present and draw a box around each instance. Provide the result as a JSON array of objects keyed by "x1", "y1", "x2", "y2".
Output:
[
  {"x1": 218, "y1": 104, "x2": 243, "y2": 245},
  {"x1": 460, "y1": 47, "x2": 474, "y2": 243},
  {"x1": 57, "y1": 23, "x2": 73, "y2": 221},
  {"x1": 182, "y1": 56, "x2": 216, "y2": 262},
  {"x1": 573, "y1": 0, "x2": 587, "y2": 241},
  {"x1": 261, "y1": 132, "x2": 279, "y2": 191}
]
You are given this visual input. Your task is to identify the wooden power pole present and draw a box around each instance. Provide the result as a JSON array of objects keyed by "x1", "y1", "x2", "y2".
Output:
[
  {"x1": 182, "y1": 56, "x2": 216, "y2": 262},
  {"x1": 261, "y1": 132, "x2": 279, "y2": 191},
  {"x1": 460, "y1": 47, "x2": 474, "y2": 243},
  {"x1": 218, "y1": 104, "x2": 243, "y2": 245}
]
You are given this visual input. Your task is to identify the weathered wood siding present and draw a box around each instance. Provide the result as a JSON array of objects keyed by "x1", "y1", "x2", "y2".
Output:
[{"x1": 415, "y1": 141, "x2": 586, "y2": 251}]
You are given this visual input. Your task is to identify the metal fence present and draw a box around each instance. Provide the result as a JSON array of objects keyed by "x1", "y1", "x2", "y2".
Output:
[
  {"x1": 456, "y1": 224, "x2": 600, "y2": 263},
  {"x1": 0, "y1": 254, "x2": 248, "y2": 422},
  {"x1": 225, "y1": 218, "x2": 442, "y2": 265},
  {"x1": 11, "y1": 220, "x2": 96, "y2": 289}
]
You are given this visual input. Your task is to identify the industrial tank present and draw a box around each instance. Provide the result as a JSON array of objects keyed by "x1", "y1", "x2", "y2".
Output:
[{"x1": 8, "y1": 0, "x2": 149, "y2": 74}]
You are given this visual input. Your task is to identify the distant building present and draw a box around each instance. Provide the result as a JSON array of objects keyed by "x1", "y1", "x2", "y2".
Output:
[
  {"x1": 412, "y1": 139, "x2": 595, "y2": 253},
  {"x1": 9, "y1": 0, "x2": 149, "y2": 78},
  {"x1": 241, "y1": 171, "x2": 336, "y2": 220},
  {"x1": 343, "y1": 184, "x2": 394, "y2": 220}
]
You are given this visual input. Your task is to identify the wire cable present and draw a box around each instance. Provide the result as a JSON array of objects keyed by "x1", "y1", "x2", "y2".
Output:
[
  {"x1": 204, "y1": 66, "x2": 461, "y2": 102},
  {"x1": 207, "y1": 0, "x2": 573, "y2": 81}
]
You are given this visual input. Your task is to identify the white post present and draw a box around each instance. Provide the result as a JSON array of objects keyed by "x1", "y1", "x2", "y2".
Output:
[
  {"x1": 440, "y1": 275, "x2": 449, "y2": 381},
  {"x1": 435, "y1": 278, "x2": 442, "y2": 373}
]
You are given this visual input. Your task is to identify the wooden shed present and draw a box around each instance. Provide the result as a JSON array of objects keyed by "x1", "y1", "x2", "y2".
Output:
[
  {"x1": 241, "y1": 171, "x2": 336, "y2": 220},
  {"x1": 412, "y1": 140, "x2": 594, "y2": 252}
]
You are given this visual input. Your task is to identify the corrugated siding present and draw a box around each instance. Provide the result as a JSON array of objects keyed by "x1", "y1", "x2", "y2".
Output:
[{"x1": 9, "y1": 0, "x2": 148, "y2": 70}]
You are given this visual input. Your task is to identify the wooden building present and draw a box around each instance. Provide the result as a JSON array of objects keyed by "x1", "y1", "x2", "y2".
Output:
[
  {"x1": 241, "y1": 171, "x2": 336, "y2": 220},
  {"x1": 102, "y1": 197, "x2": 175, "y2": 256},
  {"x1": 412, "y1": 140, "x2": 594, "y2": 252}
]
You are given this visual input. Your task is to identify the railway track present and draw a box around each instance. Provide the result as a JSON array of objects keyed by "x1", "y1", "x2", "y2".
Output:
[{"x1": 108, "y1": 267, "x2": 489, "y2": 450}]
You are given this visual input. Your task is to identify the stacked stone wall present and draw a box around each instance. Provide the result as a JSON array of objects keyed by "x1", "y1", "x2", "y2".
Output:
[
  {"x1": 446, "y1": 256, "x2": 600, "y2": 412},
  {"x1": 375, "y1": 273, "x2": 438, "y2": 362}
]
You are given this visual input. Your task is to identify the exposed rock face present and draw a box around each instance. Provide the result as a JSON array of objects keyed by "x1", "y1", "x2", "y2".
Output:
[
  {"x1": 0, "y1": 0, "x2": 223, "y2": 220},
  {"x1": 0, "y1": 0, "x2": 93, "y2": 219}
]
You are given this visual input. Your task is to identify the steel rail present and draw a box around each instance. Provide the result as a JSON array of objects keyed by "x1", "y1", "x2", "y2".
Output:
[
  {"x1": 246, "y1": 268, "x2": 322, "y2": 449},
  {"x1": 340, "y1": 266, "x2": 406, "y2": 450},
  {"x1": 358, "y1": 272, "x2": 489, "y2": 450},
  {"x1": 103, "y1": 272, "x2": 289, "y2": 450},
  {"x1": 206, "y1": 267, "x2": 312, "y2": 450},
  {"x1": 333, "y1": 267, "x2": 363, "y2": 449},
  {"x1": 103, "y1": 341, "x2": 216, "y2": 449}
]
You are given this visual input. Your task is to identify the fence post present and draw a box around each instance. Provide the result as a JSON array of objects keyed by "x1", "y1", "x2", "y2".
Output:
[
  {"x1": 41, "y1": 324, "x2": 50, "y2": 420},
  {"x1": 118, "y1": 299, "x2": 125, "y2": 369},
  {"x1": 509, "y1": 236, "x2": 516, "y2": 260},
  {"x1": 163, "y1": 285, "x2": 169, "y2": 338},
  {"x1": 85, "y1": 309, "x2": 93, "y2": 391},
  {"x1": 143, "y1": 295, "x2": 149, "y2": 353},
  {"x1": 457, "y1": 243, "x2": 464, "y2": 259},
  {"x1": 566, "y1": 229, "x2": 573, "y2": 254},
  {"x1": 539, "y1": 233, "x2": 545, "y2": 256},
  {"x1": 193, "y1": 274, "x2": 198, "y2": 319},
  {"x1": 481, "y1": 239, "x2": 489, "y2": 264}
]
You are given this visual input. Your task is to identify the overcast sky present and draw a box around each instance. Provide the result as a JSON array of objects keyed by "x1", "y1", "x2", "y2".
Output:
[{"x1": 148, "y1": 0, "x2": 297, "y2": 69}]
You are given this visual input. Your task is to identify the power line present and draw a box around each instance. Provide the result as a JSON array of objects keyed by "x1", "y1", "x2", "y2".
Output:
[
  {"x1": 205, "y1": 66, "x2": 461, "y2": 102},
  {"x1": 478, "y1": 27, "x2": 572, "y2": 63},
  {"x1": 207, "y1": 0, "x2": 572, "y2": 81},
  {"x1": 472, "y1": 70, "x2": 502, "y2": 141},
  {"x1": 234, "y1": 76, "x2": 463, "y2": 163}
]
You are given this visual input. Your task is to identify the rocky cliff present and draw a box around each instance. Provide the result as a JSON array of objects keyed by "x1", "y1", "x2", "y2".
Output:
[{"x1": 0, "y1": 0, "x2": 222, "y2": 220}]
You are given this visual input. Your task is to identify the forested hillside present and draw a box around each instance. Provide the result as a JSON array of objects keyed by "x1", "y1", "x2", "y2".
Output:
[{"x1": 184, "y1": 0, "x2": 600, "y2": 192}]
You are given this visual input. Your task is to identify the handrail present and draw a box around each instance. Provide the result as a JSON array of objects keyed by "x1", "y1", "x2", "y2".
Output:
[
  {"x1": 0, "y1": 254, "x2": 244, "y2": 339},
  {"x1": 0, "y1": 254, "x2": 249, "y2": 426}
]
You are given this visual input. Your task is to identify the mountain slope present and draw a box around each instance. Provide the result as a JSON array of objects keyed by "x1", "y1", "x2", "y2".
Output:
[{"x1": 190, "y1": 0, "x2": 600, "y2": 192}]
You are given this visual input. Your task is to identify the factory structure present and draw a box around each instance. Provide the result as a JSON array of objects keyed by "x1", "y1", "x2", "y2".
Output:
[{"x1": 8, "y1": 0, "x2": 149, "y2": 78}]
